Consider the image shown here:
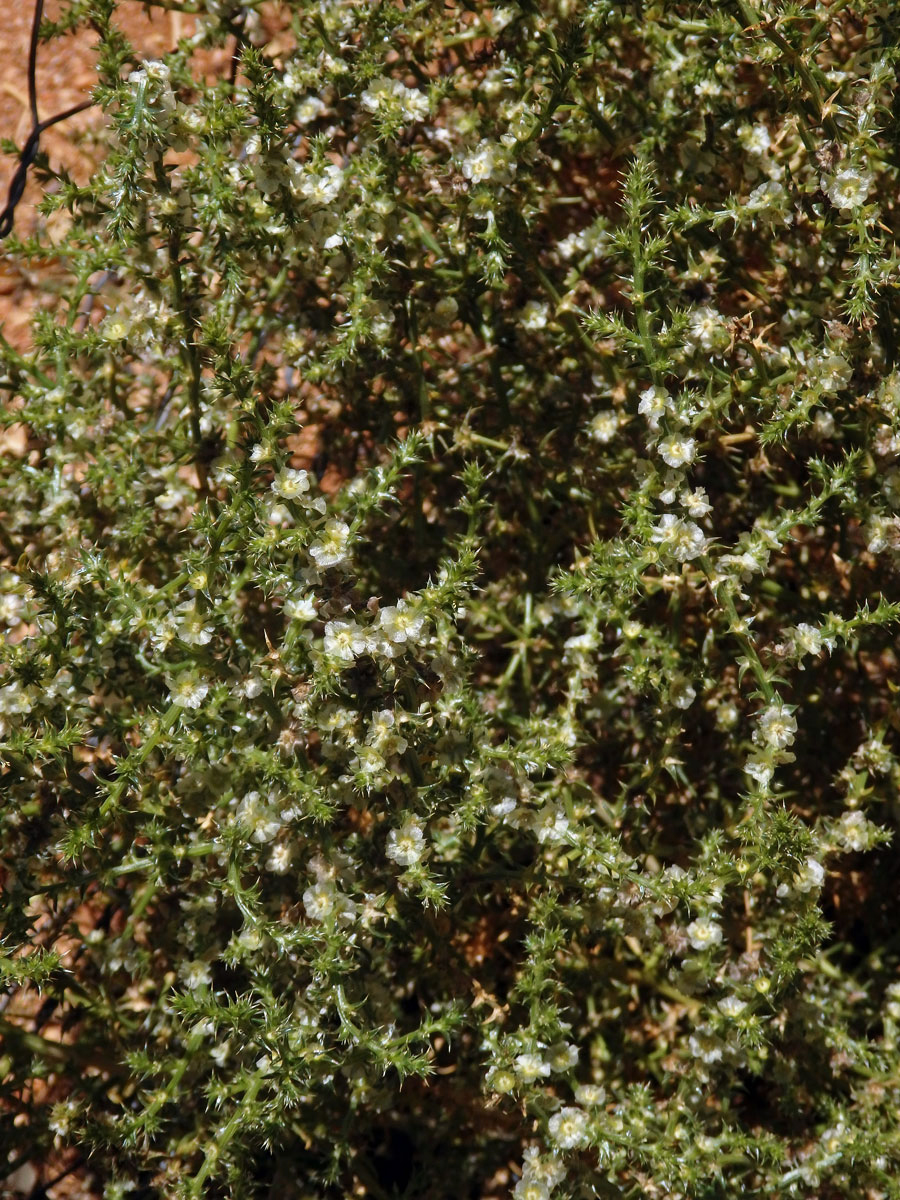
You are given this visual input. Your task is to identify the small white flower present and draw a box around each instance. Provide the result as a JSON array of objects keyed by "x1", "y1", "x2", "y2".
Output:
[
  {"x1": 681, "y1": 487, "x2": 712, "y2": 517},
  {"x1": 323, "y1": 619, "x2": 367, "y2": 661},
  {"x1": 744, "y1": 757, "x2": 773, "y2": 788},
  {"x1": 650, "y1": 514, "x2": 708, "y2": 562},
  {"x1": 236, "y1": 791, "x2": 282, "y2": 844},
  {"x1": 793, "y1": 622, "x2": 823, "y2": 657},
  {"x1": 0, "y1": 592, "x2": 24, "y2": 627},
  {"x1": 574, "y1": 1083, "x2": 606, "y2": 1107},
  {"x1": 638, "y1": 385, "x2": 672, "y2": 431},
  {"x1": 688, "y1": 1028, "x2": 724, "y2": 1064},
  {"x1": 756, "y1": 703, "x2": 797, "y2": 750},
  {"x1": 386, "y1": 818, "x2": 426, "y2": 866},
  {"x1": 814, "y1": 353, "x2": 852, "y2": 394},
  {"x1": 361, "y1": 76, "x2": 429, "y2": 123},
  {"x1": 353, "y1": 744, "x2": 386, "y2": 778},
  {"x1": 378, "y1": 600, "x2": 425, "y2": 644},
  {"x1": 267, "y1": 843, "x2": 293, "y2": 874},
  {"x1": 284, "y1": 592, "x2": 317, "y2": 621},
  {"x1": 271, "y1": 467, "x2": 310, "y2": 499},
  {"x1": 671, "y1": 678, "x2": 697, "y2": 709},
  {"x1": 686, "y1": 917, "x2": 723, "y2": 951},
  {"x1": 746, "y1": 180, "x2": 787, "y2": 212},
  {"x1": 461, "y1": 139, "x2": 515, "y2": 184},
  {"x1": 545, "y1": 1042, "x2": 579, "y2": 1072},
  {"x1": 302, "y1": 880, "x2": 356, "y2": 923},
  {"x1": 514, "y1": 1052, "x2": 551, "y2": 1082},
  {"x1": 295, "y1": 95, "x2": 325, "y2": 125},
  {"x1": 548, "y1": 1105, "x2": 589, "y2": 1149},
  {"x1": 309, "y1": 519, "x2": 351, "y2": 568},
  {"x1": 794, "y1": 857, "x2": 825, "y2": 893},
  {"x1": 590, "y1": 410, "x2": 618, "y2": 443},
  {"x1": 835, "y1": 810, "x2": 870, "y2": 852},
  {"x1": 688, "y1": 306, "x2": 727, "y2": 353},
  {"x1": 293, "y1": 162, "x2": 343, "y2": 205},
  {"x1": 513, "y1": 1180, "x2": 549, "y2": 1200},
  {"x1": 717, "y1": 995, "x2": 747, "y2": 1018},
  {"x1": 180, "y1": 959, "x2": 212, "y2": 990},
  {"x1": 175, "y1": 602, "x2": 213, "y2": 646},
  {"x1": 168, "y1": 671, "x2": 209, "y2": 709},
  {"x1": 823, "y1": 167, "x2": 873, "y2": 212},
  {"x1": 520, "y1": 300, "x2": 549, "y2": 331},
  {"x1": 738, "y1": 122, "x2": 772, "y2": 155},
  {"x1": 658, "y1": 434, "x2": 697, "y2": 468},
  {"x1": 820, "y1": 1124, "x2": 847, "y2": 1155}
]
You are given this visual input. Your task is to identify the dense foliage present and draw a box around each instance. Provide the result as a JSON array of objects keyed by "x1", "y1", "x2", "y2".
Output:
[{"x1": 3, "y1": 0, "x2": 900, "y2": 1196}]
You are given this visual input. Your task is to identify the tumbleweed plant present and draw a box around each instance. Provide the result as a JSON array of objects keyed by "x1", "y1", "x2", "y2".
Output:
[{"x1": 3, "y1": 0, "x2": 900, "y2": 1196}]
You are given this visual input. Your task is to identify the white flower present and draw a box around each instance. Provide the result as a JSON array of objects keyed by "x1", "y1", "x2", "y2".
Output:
[
  {"x1": 793, "y1": 622, "x2": 823, "y2": 657},
  {"x1": 686, "y1": 917, "x2": 723, "y2": 951},
  {"x1": 302, "y1": 880, "x2": 356, "y2": 923},
  {"x1": 688, "y1": 1028, "x2": 724, "y2": 1064},
  {"x1": 835, "y1": 810, "x2": 870, "y2": 852},
  {"x1": 514, "y1": 1052, "x2": 551, "y2": 1082},
  {"x1": 794, "y1": 857, "x2": 825, "y2": 893},
  {"x1": 386, "y1": 819, "x2": 426, "y2": 866},
  {"x1": 746, "y1": 180, "x2": 787, "y2": 212},
  {"x1": 0, "y1": 592, "x2": 24, "y2": 627},
  {"x1": 271, "y1": 467, "x2": 310, "y2": 499},
  {"x1": 545, "y1": 1042, "x2": 579, "y2": 1072},
  {"x1": 814, "y1": 352, "x2": 852, "y2": 394},
  {"x1": 378, "y1": 600, "x2": 425, "y2": 644},
  {"x1": 590, "y1": 410, "x2": 618, "y2": 443},
  {"x1": 267, "y1": 843, "x2": 293, "y2": 874},
  {"x1": 236, "y1": 791, "x2": 282, "y2": 843},
  {"x1": 487, "y1": 1066, "x2": 516, "y2": 1094},
  {"x1": 717, "y1": 995, "x2": 747, "y2": 1018},
  {"x1": 180, "y1": 959, "x2": 211, "y2": 990},
  {"x1": 548, "y1": 1106, "x2": 589, "y2": 1150},
  {"x1": 867, "y1": 514, "x2": 900, "y2": 553},
  {"x1": 353, "y1": 745, "x2": 386, "y2": 778},
  {"x1": 295, "y1": 95, "x2": 325, "y2": 125},
  {"x1": 638, "y1": 385, "x2": 672, "y2": 431},
  {"x1": 292, "y1": 162, "x2": 343, "y2": 205},
  {"x1": 521, "y1": 300, "x2": 549, "y2": 331},
  {"x1": 823, "y1": 167, "x2": 873, "y2": 212},
  {"x1": 658, "y1": 434, "x2": 697, "y2": 468},
  {"x1": 361, "y1": 76, "x2": 429, "y2": 123},
  {"x1": 671, "y1": 678, "x2": 697, "y2": 709},
  {"x1": 323, "y1": 619, "x2": 367, "y2": 661},
  {"x1": 820, "y1": 1125, "x2": 847, "y2": 1155},
  {"x1": 688, "y1": 306, "x2": 727, "y2": 352},
  {"x1": 738, "y1": 122, "x2": 772, "y2": 155},
  {"x1": 309, "y1": 519, "x2": 351, "y2": 568},
  {"x1": 284, "y1": 592, "x2": 317, "y2": 621},
  {"x1": 756, "y1": 703, "x2": 797, "y2": 750},
  {"x1": 681, "y1": 487, "x2": 712, "y2": 517},
  {"x1": 574, "y1": 1083, "x2": 606, "y2": 1107},
  {"x1": 461, "y1": 139, "x2": 515, "y2": 184},
  {"x1": 513, "y1": 1180, "x2": 549, "y2": 1200},
  {"x1": 744, "y1": 757, "x2": 773, "y2": 788},
  {"x1": 168, "y1": 671, "x2": 209, "y2": 709},
  {"x1": 650, "y1": 514, "x2": 708, "y2": 561},
  {"x1": 175, "y1": 602, "x2": 213, "y2": 646}
]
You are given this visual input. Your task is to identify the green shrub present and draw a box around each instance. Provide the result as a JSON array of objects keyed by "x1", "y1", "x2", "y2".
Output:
[{"x1": 3, "y1": 0, "x2": 900, "y2": 1196}]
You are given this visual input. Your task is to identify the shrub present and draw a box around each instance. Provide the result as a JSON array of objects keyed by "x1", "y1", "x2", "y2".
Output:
[{"x1": 3, "y1": 1, "x2": 900, "y2": 1196}]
